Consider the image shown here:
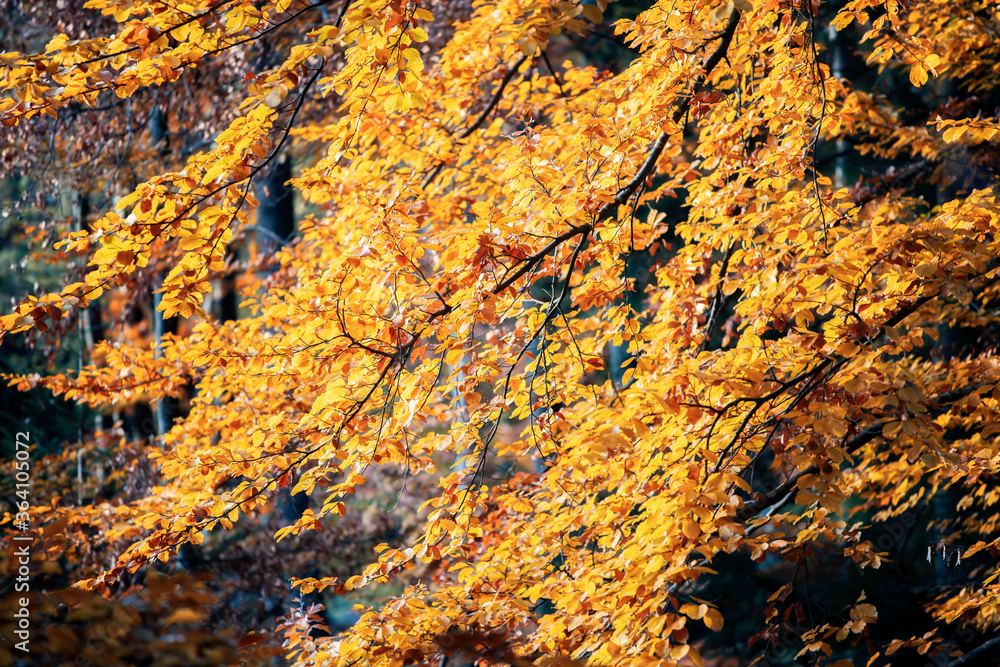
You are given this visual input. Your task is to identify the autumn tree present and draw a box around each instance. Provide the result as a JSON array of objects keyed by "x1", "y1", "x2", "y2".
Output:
[{"x1": 3, "y1": 0, "x2": 1000, "y2": 665}]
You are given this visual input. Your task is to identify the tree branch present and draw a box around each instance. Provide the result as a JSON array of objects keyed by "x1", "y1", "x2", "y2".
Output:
[
  {"x1": 426, "y1": 12, "x2": 746, "y2": 323},
  {"x1": 951, "y1": 634, "x2": 1000, "y2": 666},
  {"x1": 421, "y1": 55, "x2": 529, "y2": 190},
  {"x1": 737, "y1": 383, "x2": 991, "y2": 521},
  {"x1": 461, "y1": 56, "x2": 529, "y2": 139},
  {"x1": 699, "y1": 240, "x2": 735, "y2": 355},
  {"x1": 596, "y1": 9, "x2": 742, "y2": 222}
]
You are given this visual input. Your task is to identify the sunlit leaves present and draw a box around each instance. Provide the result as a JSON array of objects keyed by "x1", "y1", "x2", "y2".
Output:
[{"x1": 2, "y1": 0, "x2": 1000, "y2": 665}]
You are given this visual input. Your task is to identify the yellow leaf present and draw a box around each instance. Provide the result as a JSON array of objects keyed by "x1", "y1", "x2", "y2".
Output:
[
  {"x1": 713, "y1": 1, "x2": 735, "y2": 21},
  {"x1": 263, "y1": 85, "x2": 287, "y2": 108},
  {"x1": 942, "y1": 126, "x2": 966, "y2": 143},
  {"x1": 384, "y1": 92, "x2": 410, "y2": 113},
  {"x1": 704, "y1": 608, "x2": 724, "y2": 631},
  {"x1": 179, "y1": 232, "x2": 204, "y2": 251},
  {"x1": 93, "y1": 246, "x2": 120, "y2": 265},
  {"x1": 163, "y1": 608, "x2": 206, "y2": 625},
  {"x1": 581, "y1": 5, "x2": 602, "y2": 22},
  {"x1": 681, "y1": 603, "x2": 708, "y2": 619},
  {"x1": 882, "y1": 421, "x2": 902, "y2": 438},
  {"x1": 909, "y1": 64, "x2": 928, "y2": 87}
]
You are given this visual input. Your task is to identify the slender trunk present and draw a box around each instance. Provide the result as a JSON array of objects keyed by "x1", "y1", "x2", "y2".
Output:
[
  {"x1": 152, "y1": 289, "x2": 179, "y2": 443},
  {"x1": 211, "y1": 273, "x2": 239, "y2": 322},
  {"x1": 256, "y1": 153, "x2": 295, "y2": 253},
  {"x1": 825, "y1": 23, "x2": 847, "y2": 189},
  {"x1": 71, "y1": 191, "x2": 106, "y2": 496},
  {"x1": 253, "y1": 156, "x2": 330, "y2": 634}
]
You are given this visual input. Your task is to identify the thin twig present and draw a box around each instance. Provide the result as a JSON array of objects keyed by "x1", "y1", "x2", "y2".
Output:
[
  {"x1": 951, "y1": 634, "x2": 1000, "y2": 666},
  {"x1": 699, "y1": 241, "x2": 735, "y2": 355},
  {"x1": 421, "y1": 55, "x2": 529, "y2": 190}
]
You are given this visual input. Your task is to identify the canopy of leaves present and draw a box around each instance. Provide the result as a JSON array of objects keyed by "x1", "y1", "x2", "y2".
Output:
[{"x1": 2, "y1": 0, "x2": 1000, "y2": 665}]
